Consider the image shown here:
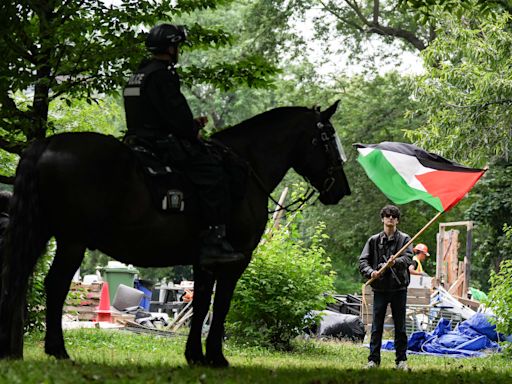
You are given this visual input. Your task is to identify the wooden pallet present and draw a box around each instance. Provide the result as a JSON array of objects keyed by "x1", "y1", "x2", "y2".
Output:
[
  {"x1": 361, "y1": 286, "x2": 432, "y2": 335},
  {"x1": 63, "y1": 282, "x2": 102, "y2": 321}
]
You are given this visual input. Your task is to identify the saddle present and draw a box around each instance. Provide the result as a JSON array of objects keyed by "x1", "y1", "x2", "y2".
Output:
[{"x1": 124, "y1": 136, "x2": 248, "y2": 213}]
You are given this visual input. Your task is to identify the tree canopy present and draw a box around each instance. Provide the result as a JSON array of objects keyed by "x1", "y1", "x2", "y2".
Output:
[
  {"x1": 0, "y1": 0, "x2": 277, "y2": 182},
  {"x1": 408, "y1": 6, "x2": 512, "y2": 166}
]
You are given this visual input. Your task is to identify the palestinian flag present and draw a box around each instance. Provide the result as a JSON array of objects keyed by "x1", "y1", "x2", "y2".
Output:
[{"x1": 354, "y1": 142, "x2": 486, "y2": 212}]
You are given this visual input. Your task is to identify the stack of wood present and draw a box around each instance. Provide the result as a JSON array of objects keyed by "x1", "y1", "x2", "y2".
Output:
[
  {"x1": 63, "y1": 282, "x2": 102, "y2": 321},
  {"x1": 361, "y1": 285, "x2": 431, "y2": 335},
  {"x1": 436, "y1": 222, "x2": 474, "y2": 299}
]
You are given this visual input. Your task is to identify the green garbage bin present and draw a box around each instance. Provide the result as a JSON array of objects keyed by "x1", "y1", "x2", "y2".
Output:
[{"x1": 99, "y1": 262, "x2": 139, "y2": 303}]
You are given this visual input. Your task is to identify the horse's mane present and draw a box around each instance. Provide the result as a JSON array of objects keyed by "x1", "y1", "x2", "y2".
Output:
[{"x1": 212, "y1": 106, "x2": 315, "y2": 140}]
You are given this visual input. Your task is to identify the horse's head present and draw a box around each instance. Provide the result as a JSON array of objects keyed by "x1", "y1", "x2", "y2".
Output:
[{"x1": 293, "y1": 101, "x2": 351, "y2": 204}]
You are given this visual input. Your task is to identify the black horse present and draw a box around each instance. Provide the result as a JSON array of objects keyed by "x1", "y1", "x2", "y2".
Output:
[{"x1": 0, "y1": 102, "x2": 350, "y2": 366}]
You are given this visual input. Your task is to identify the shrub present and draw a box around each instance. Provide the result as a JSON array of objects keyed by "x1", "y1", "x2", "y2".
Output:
[
  {"x1": 226, "y1": 221, "x2": 335, "y2": 350},
  {"x1": 488, "y1": 258, "x2": 512, "y2": 335},
  {"x1": 25, "y1": 241, "x2": 54, "y2": 332},
  {"x1": 487, "y1": 226, "x2": 512, "y2": 352}
]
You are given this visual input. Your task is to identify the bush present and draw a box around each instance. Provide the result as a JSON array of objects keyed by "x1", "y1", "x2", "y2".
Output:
[
  {"x1": 25, "y1": 241, "x2": 54, "y2": 332},
  {"x1": 487, "y1": 226, "x2": 512, "y2": 348},
  {"x1": 226, "y1": 221, "x2": 335, "y2": 350}
]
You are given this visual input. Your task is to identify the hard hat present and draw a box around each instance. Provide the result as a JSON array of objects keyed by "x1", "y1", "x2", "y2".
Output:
[{"x1": 413, "y1": 243, "x2": 430, "y2": 256}]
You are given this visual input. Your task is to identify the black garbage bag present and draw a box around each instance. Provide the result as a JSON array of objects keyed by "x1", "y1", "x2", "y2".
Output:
[{"x1": 309, "y1": 310, "x2": 365, "y2": 342}]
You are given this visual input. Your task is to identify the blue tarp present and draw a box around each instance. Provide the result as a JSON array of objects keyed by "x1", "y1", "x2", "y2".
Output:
[{"x1": 381, "y1": 313, "x2": 503, "y2": 358}]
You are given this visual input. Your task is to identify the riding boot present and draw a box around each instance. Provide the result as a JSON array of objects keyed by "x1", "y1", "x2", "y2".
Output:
[{"x1": 199, "y1": 225, "x2": 244, "y2": 267}]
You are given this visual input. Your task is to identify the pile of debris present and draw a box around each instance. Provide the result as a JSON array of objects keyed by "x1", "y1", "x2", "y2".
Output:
[{"x1": 63, "y1": 279, "x2": 199, "y2": 335}]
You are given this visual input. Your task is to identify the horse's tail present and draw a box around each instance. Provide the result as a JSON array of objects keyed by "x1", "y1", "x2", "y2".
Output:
[{"x1": 0, "y1": 138, "x2": 51, "y2": 359}]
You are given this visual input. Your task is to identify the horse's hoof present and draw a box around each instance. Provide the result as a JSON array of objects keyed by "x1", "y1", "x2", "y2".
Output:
[
  {"x1": 185, "y1": 352, "x2": 206, "y2": 366},
  {"x1": 0, "y1": 351, "x2": 23, "y2": 360},
  {"x1": 205, "y1": 354, "x2": 230, "y2": 368},
  {"x1": 45, "y1": 347, "x2": 70, "y2": 360}
]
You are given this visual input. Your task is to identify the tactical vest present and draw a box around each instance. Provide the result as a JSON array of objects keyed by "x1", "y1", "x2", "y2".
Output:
[{"x1": 123, "y1": 60, "x2": 172, "y2": 136}]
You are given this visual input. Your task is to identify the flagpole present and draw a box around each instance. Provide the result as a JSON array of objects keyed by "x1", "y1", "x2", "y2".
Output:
[{"x1": 364, "y1": 210, "x2": 443, "y2": 287}]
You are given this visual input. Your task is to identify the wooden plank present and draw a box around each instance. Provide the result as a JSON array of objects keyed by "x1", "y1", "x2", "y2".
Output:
[
  {"x1": 446, "y1": 230, "x2": 460, "y2": 286},
  {"x1": 364, "y1": 285, "x2": 430, "y2": 295},
  {"x1": 440, "y1": 221, "x2": 474, "y2": 228},
  {"x1": 362, "y1": 289, "x2": 430, "y2": 304},
  {"x1": 454, "y1": 295, "x2": 481, "y2": 311},
  {"x1": 408, "y1": 288, "x2": 431, "y2": 296},
  {"x1": 85, "y1": 292, "x2": 100, "y2": 300},
  {"x1": 448, "y1": 273, "x2": 464, "y2": 296},
  {"x1": 464, "y1": 225, "x2": 473, "y2": 299},
  {"x1": 70, "y1": 282, "x2": 102, "y2": 291},
  {"x1": 407, "y1": 297, "x2": 430, "y2": 305},
  {"x1": 436, "y1": 230, "x2": 443, "y2": 283},
  {"x1": 63, "y1": 306, "x2": 97, "y2": 313}
]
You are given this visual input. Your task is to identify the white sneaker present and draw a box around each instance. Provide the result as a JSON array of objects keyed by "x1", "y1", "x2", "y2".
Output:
[
  {"x1": 396, "y1": 361, "x2": 410, "y2": 371},
  {"x1": 367, "y1": 361, "x2": 379, "y2": 369}
]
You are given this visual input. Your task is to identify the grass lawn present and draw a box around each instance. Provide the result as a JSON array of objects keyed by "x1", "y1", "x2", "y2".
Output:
[{"x1": 0, "y1": 329, "x2": 510, "y2": 383}]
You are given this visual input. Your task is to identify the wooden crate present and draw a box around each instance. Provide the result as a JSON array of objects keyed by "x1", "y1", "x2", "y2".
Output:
[
  {"x1": 64, "y1": 282, "x2": 102, "y2": 321},
  {"x1": 361, "y1": 286, "x2": 431, "y2": 335}
]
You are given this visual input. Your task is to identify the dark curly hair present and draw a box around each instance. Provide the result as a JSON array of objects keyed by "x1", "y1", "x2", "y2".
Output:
[{"x1": 380, "y1": 204, "x2": 401, "y2": 220}]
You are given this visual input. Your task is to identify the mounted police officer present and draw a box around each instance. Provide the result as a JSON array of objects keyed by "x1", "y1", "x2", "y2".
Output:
[{"x1": 123, "y1": 23, "x2": 243, "y2": 267}]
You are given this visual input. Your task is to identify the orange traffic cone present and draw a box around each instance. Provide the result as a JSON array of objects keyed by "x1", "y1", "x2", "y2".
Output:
[{"x1": 95, "y1": 282, "x2": 112, "y2": 322}]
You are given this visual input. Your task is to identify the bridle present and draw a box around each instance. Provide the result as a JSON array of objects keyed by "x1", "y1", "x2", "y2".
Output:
[
  {"x1": 263, "y1": 115, "x2": 346, "y2": 214},
  {"x1": 304, "y1": 120, "x2": 346, "y2": 192},
  {"x1": 210, "y1": 111, "x2": 346, "y2": 215}
]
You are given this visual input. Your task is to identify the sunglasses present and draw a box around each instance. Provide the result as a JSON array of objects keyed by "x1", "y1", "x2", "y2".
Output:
[{"x1": 383, "y1": 214, "x2": 398, "y2": 219}]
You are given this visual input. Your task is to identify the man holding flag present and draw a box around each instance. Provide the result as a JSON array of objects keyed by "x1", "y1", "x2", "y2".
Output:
[
  {"x1": 359, "y1": 205, "x2": 413, "y2": 370},
  {"x1": 354, "y1": 141, "x2": 486, "y2": 371}
]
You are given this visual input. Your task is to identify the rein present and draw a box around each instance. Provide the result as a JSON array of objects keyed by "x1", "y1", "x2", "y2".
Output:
[{"x1": 249, "y1": 168, "x2": 318, "y2": 214}]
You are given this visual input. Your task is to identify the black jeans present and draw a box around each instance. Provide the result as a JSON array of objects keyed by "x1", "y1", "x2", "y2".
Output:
[{"x1": 369, "y1": 289, "x2": 408, "y2": 364}]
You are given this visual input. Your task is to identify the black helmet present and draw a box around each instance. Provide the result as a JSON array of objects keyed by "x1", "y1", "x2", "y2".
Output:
[{"x1": 146, "y1": 24, "x2": 187, "y2": 53}]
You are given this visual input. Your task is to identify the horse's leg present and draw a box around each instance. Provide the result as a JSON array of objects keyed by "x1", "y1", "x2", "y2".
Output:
[
  {"x1": 44, "y1": 240, "x2": 85, "y2": 359},
  {"x1": 205, "y1": 271, "x2": 242, "y2": 367},
  {"x1": 0, "y1": 273, "x2": 31, "y2": 359},
  {"x1": 0, "y1": 241, "x2": 48, "y2": 359},
  {"x1": 185, "y1": 266, "x2": 215, "y2": 365}
]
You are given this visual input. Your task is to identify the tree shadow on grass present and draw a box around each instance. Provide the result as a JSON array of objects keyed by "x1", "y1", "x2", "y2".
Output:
[{"x1": 0, "y1": 358, "x2": 510, "y2": 384}]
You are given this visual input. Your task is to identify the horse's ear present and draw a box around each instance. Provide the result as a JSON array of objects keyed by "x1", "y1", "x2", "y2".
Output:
[{"x1": 321, "y1": 100, "x2": 340, "y2": 121}]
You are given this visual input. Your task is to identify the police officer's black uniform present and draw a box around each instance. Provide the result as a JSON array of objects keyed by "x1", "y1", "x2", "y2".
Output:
[{"x1": 123, "y1": 24, "x2": 243, "y2": 267}]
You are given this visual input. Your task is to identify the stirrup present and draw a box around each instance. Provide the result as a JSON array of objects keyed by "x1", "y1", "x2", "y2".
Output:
[{"x1": 161, "y1": 189, "x2": 184, "y2": 211}]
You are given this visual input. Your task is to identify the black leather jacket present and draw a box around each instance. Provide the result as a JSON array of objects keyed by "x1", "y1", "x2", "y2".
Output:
[{"x1": 359, "y1": 230, "x2": 413, "y2": 291}]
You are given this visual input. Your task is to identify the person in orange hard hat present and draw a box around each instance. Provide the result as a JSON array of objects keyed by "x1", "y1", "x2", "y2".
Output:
[
  {"x1": 182, "y1": 289, "x2": 193, "y2": 303},
  {"x1": 409, "y1": 243, "x2": 430, "y2": 276}
]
